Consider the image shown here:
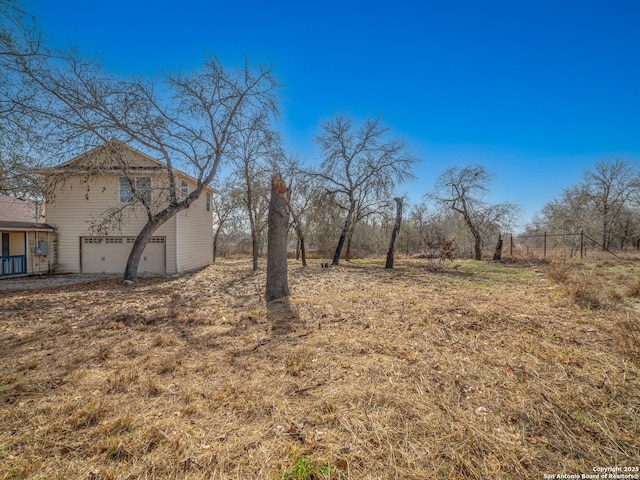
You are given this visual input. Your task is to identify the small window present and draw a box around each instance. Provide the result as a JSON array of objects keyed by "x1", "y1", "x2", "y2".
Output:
[
  {"x1": 105, "y1": 237, "x2": 122, "y2": 244},
  {"x1": 119, "y1": 177, "x2": 131, "y2": 203},
  {"x1": 206, "y1": 192, "x2": 211, "y2": 212},
  {"x1": 120, "y1": 177, "x2": 152, "y2": 203},
  {"x1": 137, "y1": 177, "x2": 152, "y2": 203},
  {"x1": 2, "y1": 233, "x2": 9, "y2": 256},
  {"x1": 181, "y1": 179, "x2": 189, "y2": 200}
]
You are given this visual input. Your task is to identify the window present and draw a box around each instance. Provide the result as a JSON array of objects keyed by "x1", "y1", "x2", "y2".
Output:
[
  {"x1": 2, "y1": 233, "x2": 9, "y2": 256},
  {"x1": 206, "y1": 192, "x2": 211, "y2": 212},
  {"x1": 137, "y1": 177, "x2": 152, "y2": 203},
  {"x1": 181, "y1": 179, "x2": 189, "y2": 200},
  {"x1": 120, "y1": 177, "x2": 152, "y2": 203},
  {"x1": 127, "y1": 237, "x2": 164, "y2": 244},
  {"x1": 119, "y1": 177, "x2": 131, "y2": 203}
]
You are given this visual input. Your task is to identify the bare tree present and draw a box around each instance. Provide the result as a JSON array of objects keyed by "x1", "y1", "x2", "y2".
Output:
[
  {"x1": 612, "y1": 207, "x2": 640, "y2": 250},
  {"x1": 288, "y1": 170, "x2": 312, "y2": 267},
  {"x1": 0, "y1": 1, "x2": 47, "y2": 199},
  {"x1": 493, "y1": 234, "x2": 504, "y2": 260},
  {"x1": 12, "y1": 43, "x2": 278, "y2": 281},
  {"x1": 265, "y1": 175, "x2": 290, "y2": 302},
  {"x1": 211, "y1": 179, "x2": 243, "y2": 262},
  {"x1": 582, "y1": 159, "x2": 640, "y2": 250},
  {"x1": 536, "y1": 185, "x2": 592, "y2": 256},
  {"x1": 534, "y1": 159, "x2": 640, "y2": 254},
  {"x1": 0, "y1": 148, "x2": 42, "y2": 197},
  {"x1": 228, "y1": 114, "x2": 281, "y2": 270},
  {"x1": 311, "y1": 115, "x2": 417, "y2": 265},
  {"x1": 432, "y1": 164, "x2": 517, "y2": 260}
]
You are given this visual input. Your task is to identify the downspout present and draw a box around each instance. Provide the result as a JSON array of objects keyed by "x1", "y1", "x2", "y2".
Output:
[
  {"x1": 49, "y1": 231, "x2": 52, "y2": 274},
  {"x1": 175, "y1": 208, "x2": 179, "y2": 274},
  {"x1": 25, "y1": 231, "x2": 28, "y2": 275},
  {"x1": 34, "y1": 231, "x2": 38, "y2": 274}
]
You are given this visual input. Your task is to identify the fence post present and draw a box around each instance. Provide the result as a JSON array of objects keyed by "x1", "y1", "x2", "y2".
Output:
[
  {"x1": 544, "y1": 231, "x2": 547, "y2": 259},
  {"x1": 580, "y1": 230, "x2": 584, "y2": 259},
  {"x1": 510, "y1": 234, "x2": 513, "y2": 256}
]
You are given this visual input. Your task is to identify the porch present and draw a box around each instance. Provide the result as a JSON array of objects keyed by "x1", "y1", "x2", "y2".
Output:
[
  {"x1": 0, "y1": 229, "x2": 54, "y2": 278},
  {"x1": 0, "y1": 254, "x2": 27, "y2": 276},
  {"x1": 0, "y1": 195, "x2": 55, "y2": 277}
]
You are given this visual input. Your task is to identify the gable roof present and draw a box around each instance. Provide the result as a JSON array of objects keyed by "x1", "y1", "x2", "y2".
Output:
[
  {"x1": 46, "y1": 142, "x2": 167, "y2": 172},
  {"x1": 42, "y1": 142, "x2": 214, "y2": 193},
  {"x1": 0, "y1": 195, "x2": 54, "y2": 231}
]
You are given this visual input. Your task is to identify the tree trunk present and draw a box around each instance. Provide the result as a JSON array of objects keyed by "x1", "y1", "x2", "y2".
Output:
[
  {"x1": 294, "y1": 224, "x2": 307, "y2": 267},
  {"x1": 456, "y1": 200, "x2": 482, "y2": 260},
  {"x1": 385, "y1": 197, "x2": 403, "y2": 269},
  {"x1": 473, "y1": 233, "x2": 482, "y2": 260},
  {"x1": 332, "y1": 221, "x2": 349, "y2": 266},
  {"x1": 299, "y1": 233, "x2": 307, "y2": 268},
  {"x1": 493, "y1": 234, "x2": 503, "y2": 261},
  {"x1": 245, "y1": 179, "x2": 259, "y2": 271},
  {"x1": 463, "y1": 215, "x2": 482, "y2": 260},
  {"x1": 265, "y1": 175, "x2": 290, "y2": 302},
  {"x1": 345, "y1": 231, "x2": 353, "y2": 261},
  {"x1": 332, "y1": 202, "x2": 355, "y2": 266},
  {"x1": 291, "y1": 210, "x2": 307, "y2": 267},
  {"x1": 601, "y1": 207, "x2": 609, "y2": 251},
  {"x1": 123, "y1": 204, "x2": 186, "y2": 282},
  {"x1": 123, "y1": 227, "x2": 155, "y2": 283},
  {"x1": 251, "y1": 228, "x2": 259, "y2": 271},
  {"x1": 213, "y1": 222, "x2": 223, "y2": 263}
]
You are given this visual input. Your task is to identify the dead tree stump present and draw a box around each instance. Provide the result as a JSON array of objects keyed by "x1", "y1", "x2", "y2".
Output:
[
  {"x1": 265, "y1": 175, "x2": 291, "y2": 302},
  {"x1": 385, "y1": 197, "x2": 403, "y2": 269},
  {"x1": 493, "y1": 234, "x2": 503, "y2": 261}
]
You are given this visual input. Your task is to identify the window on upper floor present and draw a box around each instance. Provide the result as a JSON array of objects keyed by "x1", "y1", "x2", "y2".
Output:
[
  {"x1": 120, "y1": 176, "x2": 152, "y2": 203},
  {"x1": 181, "y1": 179, "x2": 189, "y2": 201},
  {"x1": 206, "y1": 192, "x2": 211, "y2": 212}
]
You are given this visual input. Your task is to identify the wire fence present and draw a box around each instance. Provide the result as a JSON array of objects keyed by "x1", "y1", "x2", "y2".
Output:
[{"x1": 505, "y1": 231, "x2": 625, "y2": 260}]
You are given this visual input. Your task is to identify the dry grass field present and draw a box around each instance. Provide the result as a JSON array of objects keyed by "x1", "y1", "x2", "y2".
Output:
[{"x1": 1, "y1": 257, "x2": 639, "y2": 479}]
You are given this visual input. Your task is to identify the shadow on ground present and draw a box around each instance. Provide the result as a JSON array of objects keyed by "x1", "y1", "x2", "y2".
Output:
[{"x1": 266, "y1": 297, "x2": 300, "y2": 334}]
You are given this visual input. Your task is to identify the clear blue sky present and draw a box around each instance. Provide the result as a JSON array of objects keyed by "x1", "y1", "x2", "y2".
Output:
[{"x1": 32, "y1": 0, "x2": 640, "y2": 226}]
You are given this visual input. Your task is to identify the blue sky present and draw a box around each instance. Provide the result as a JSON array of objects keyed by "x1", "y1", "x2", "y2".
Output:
[{"x1": 31, "y1": 0, "x2": 640, "y2": 226}]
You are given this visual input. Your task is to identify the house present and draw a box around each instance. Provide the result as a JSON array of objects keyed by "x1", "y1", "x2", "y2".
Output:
[
  {"x1": 0, "y1": 194, "x2": 55, "y2": 277},
  {"x1": 40, "y1": 143, "x2": 214, "y2": 275}
]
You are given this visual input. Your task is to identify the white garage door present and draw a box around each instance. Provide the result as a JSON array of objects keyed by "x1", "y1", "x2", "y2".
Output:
[{"x1": 81, "y1": 236, "x2": 166, "y2": 274}]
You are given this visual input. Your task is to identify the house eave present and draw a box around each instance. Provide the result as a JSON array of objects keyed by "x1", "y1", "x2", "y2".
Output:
[
  {"x1": 38, "y1": 166, "x2": 167, "y2": 175},
  {"x1": 0, "y1": 221, "x2": 55, "y2": 231}
]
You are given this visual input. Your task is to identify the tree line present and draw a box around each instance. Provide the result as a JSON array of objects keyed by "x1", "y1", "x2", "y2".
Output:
[
  {"x1": 2, "y1": 1, "x2": 639, "y2": 285},
  {"x1": 523, "y1": 159, "x2": 640, "y2": 255}
]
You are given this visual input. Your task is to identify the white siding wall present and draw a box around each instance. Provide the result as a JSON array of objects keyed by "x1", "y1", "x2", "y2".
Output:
[
  {"x1": 27, "y1": 231, "x2": 53, "y2": 275},
  {"x1": 45, "y1": 174, "x2": 178, "y2": 273},
  {"x1": 176, "y1": 183, "x2": 214, "y2": 272},
  {"x1": 8, "y1": 232, "x2": 24, "y2": 256}
]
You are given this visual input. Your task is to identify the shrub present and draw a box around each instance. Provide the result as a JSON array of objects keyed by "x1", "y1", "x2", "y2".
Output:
[{"x1": 547, "y1": 261, "x2": 570, "y2": 283}]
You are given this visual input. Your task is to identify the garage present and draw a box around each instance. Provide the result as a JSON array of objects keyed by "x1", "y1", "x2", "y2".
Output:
[{"x1": 81, "y1": 236, "x2": 166, "y2": 274}]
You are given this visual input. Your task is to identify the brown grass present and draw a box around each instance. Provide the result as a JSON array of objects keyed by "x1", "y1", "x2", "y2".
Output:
[{"x1": 1, "y1": 258, "x2": 639, "y2": 479}]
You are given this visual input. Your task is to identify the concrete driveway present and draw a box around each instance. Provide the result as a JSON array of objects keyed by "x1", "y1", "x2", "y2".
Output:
[{"x1": 0, "y1": 273, "x2": 118, "y2": 292}]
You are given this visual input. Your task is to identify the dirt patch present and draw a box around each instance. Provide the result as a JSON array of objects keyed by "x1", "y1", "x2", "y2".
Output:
[{"x1": 0, "y1": 258, "x2": 638, "y2": 479}]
